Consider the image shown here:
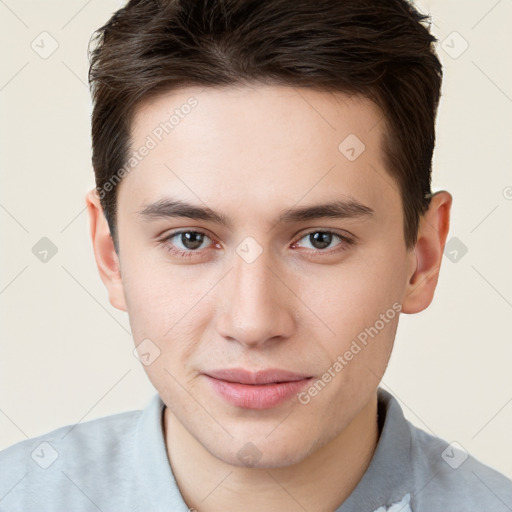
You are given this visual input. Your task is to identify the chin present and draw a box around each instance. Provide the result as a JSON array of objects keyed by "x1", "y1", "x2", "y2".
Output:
[{"x1": 206, "y1": 430, "x2": 323, "y2": 470}]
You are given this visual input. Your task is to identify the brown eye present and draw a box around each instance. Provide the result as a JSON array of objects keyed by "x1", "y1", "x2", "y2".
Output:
[
  {"x1": 293, "y1": 230, "x2": 355, "y2": 256},
  {"x1": 177, "y1": 231, "x2": 206, "y2": 250},
  {"x1": 308, "y1": 232, "x2": 333, "y2": 250},
  {"x1": 296, "y1": 231, "x2": 342, "y2": 251},
  {"x1": 163, "y1": 230, "x2": 213, "y2": 258}
]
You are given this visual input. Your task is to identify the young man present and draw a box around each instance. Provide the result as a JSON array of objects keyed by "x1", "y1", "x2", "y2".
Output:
[{"x1": 1, "y1": 0, "x2": 511, "y2": 510}]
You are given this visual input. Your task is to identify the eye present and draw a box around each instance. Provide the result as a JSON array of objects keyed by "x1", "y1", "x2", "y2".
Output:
[
  {"x1": 293, "y1": 230, "x2": 354, "y2": 253},
  {"x1": 162, "y1": 230, "x2": 215, "y2": 258},
  {"x1": 172, "y1": 231, "x2": 210, "y2": 250}
]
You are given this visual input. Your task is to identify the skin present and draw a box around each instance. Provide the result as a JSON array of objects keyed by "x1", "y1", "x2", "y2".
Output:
[{"x1": 86, "y1": 85, "x2": 451, "y2": 512}]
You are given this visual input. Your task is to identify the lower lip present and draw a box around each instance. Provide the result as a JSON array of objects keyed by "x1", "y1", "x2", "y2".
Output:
[{"x1": 204, "y1": 376, "x2": 311, "y2": 409}]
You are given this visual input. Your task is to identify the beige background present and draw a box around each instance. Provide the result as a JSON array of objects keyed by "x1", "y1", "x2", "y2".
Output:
[{"x1": 1, "y1": 0, "x2": 511, "y2": 481}]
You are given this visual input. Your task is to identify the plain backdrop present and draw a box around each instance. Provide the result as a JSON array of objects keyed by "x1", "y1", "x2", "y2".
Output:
[{"x1": 1, "y1": 0, "x2": 511, "y2": 480}]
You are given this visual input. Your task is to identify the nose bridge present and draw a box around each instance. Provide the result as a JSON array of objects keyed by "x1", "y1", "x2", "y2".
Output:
[
  {"x1": 217, "y1": 244, "x2": 295, "y2": 347},
  {"x1": 233, "y1": 249, "x2": 274, "y2": 304}
]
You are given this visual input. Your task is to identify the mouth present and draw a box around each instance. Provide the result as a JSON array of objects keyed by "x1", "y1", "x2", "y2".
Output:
[{"x1": 203, "y1": 368, "x2": 313, "y2": 410}]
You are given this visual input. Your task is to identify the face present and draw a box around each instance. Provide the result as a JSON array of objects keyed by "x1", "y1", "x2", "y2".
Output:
[{"x1": 111, "y1": 85, "x2": 417, "y2": 468}]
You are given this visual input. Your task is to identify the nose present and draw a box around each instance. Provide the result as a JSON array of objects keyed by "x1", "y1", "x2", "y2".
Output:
[{"x1": 215, "y1": 248, "x2": 297, "y2": 349}]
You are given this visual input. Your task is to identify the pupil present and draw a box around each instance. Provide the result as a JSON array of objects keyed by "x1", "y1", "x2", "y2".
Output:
[
  {"x1": 310, "y1": 232, "x2": 332, "y2": 249},
  {"x1": 182, "y1": 232, "x2": 204, "y2": 250}
]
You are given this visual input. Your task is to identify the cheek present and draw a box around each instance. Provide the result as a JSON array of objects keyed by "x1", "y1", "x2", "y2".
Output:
[
  {"x1": 124, "y1": 264, "x2": 206, "y2": 400},
  {"x1": 120, "y1": 249, "x2": 201, "y2": 335},
  {"x1": 120, "y1": 253, "x2": 215, "y2": 380},
  {"x1": 297, "y1": 247, "x2": 406, "y2": 391},
  {"x1": 306, "y1": 252, "x2": 406, "y2": 334},
  {"x1": 122, "y1": 274, "x2": 172, "y2": 338}
]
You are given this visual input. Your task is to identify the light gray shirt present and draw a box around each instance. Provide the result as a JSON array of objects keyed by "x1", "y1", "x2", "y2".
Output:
[{"x1": 1, "y1": 388, "x2": 511, "y2": 511}]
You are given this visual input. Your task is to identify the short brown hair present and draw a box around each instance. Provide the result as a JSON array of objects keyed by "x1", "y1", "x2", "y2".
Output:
[{"x1": 89, "y1": 0, "x2": 442, "y2": 249}]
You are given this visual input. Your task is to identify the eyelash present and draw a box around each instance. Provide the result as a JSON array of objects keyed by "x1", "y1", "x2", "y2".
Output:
[
  {"x1": 162, "y1": 230, "x2": 212, "y2": 259},
  {"x1": 161, "y1": 229, "x2": 355, "y2": 259},
  {"x1": 292, "y1": 230, "x2": 355, "y2": 255}
]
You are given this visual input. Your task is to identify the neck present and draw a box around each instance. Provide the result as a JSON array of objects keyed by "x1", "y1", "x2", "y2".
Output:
[{"x1": 164, "y1": 392, "x2": 379, "y2": 512}]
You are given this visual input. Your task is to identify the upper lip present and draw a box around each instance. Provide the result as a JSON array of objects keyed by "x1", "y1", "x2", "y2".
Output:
[{"x1": 204, "y1": 368, "x2": 312, "y2": 385}]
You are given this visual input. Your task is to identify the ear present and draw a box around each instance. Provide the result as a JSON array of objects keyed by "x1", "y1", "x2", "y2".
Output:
[
  {"x1": 85, "y1": 189, "x2": 127, "y2": 311},
  {"x1": 402, "y1": 191, "x2": 452, "y2": 314}
]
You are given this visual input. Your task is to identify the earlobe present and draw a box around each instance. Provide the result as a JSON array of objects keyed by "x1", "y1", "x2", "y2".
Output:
[
  {"x1": 85, "y1": 189, "x2": 127, "y2": 312},
  {"x1": 401, "y1": 191, "x2": 452, "y2": 314}
]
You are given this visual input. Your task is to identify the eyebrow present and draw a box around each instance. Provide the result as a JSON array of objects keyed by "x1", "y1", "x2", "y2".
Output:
[{"x1": 138, "y1": 197, "x2": 374, "y2": 228}]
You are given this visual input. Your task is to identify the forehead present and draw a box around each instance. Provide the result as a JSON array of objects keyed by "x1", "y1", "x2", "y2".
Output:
[{"x1": 121, "y1": 85, "x2": 399, "y2": 222}]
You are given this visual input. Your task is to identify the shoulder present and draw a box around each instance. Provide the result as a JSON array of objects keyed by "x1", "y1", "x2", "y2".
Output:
[
  {"x1": 407, "y1": 421, "x2": 512, "y2": 511},
  {"x1": 0, "y1": 408, "x2": 144, "y2": 511},
  {"x1": 0, "y1": 408, "x2": 141, "y2": 469}
]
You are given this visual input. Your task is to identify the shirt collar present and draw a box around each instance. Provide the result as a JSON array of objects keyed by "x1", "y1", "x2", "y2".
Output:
[
  {"x1": 135, "y1": 393, "x2": 189, "y2": 511},
  {"x1": 136, "y1": 387, "x2": 414, "y2": 512},
  {"x1": 335, "y1": 387, "x2": 415, "y2": 511}
]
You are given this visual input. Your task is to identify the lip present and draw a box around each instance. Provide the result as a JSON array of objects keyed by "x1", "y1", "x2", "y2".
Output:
[{"x1": 203, "y1": 368, "x2": 312, "y2": 410}]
